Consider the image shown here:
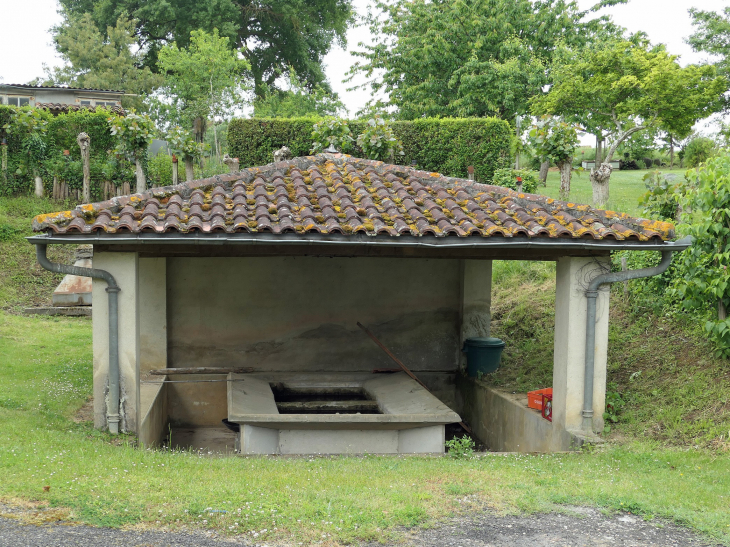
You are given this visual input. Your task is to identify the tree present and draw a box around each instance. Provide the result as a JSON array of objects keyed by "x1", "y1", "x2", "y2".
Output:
[
  {"x1": 532, "y1": 39, "x2": 727, "y2": 207},
  {"x1": 156, "y1": 29, "x2": 250, "y2": 148},
  {"x1": 528, "y1": 116, "x2": 579, "y2": 200},
  {"x1": 348, "y1": 0, "x2": 628, "y2": 120},
  {"x1": 254, "y1": 69, "x2": 346, "y2": 119},
  {"x1": 42, "y1": 14, "x2": 162, "y2": 110},
  {"x1": 57, "y1": 0, "x2": 353, "y2": 99},
  {"x1": 166, "y1": 126, "x2": 208, "y2": 182},
  {"x1": 4, "y1": 108, "x2": 51, "y2": 197},
  {"x1": 688, "y1": 6, "x2": 730, "y2": 82},
  {"x1": 108, "y1": 110, "x2": 156, "y2": 193}
]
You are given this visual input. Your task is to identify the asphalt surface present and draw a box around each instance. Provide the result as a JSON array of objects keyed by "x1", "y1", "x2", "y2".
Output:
[{"x1": 0, "y1": 506, "x2": 724, "y2": 547}]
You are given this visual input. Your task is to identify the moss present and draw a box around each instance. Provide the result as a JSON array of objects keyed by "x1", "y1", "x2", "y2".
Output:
[
  {"x1": 247, "y1": 220, "x2": 257, "y2": 229},
  {"x1": 362, "y1": 221, "x2": 375, "y2": 231},
  {"x1": 337, "y1": 213, "x2": 346, "y2": 219},
  {"x1": 356, "y1": 208, "x2": 366, "y2": 216},
  {"x1": 315, "y1": 214, "x2": 325, "y2": 223},
  {"x1": 246, "y1": 199, "x2": 255, "y2": 206},
  {"x1": 268, "y1": 206, "x2": 277, "y2": 215}
]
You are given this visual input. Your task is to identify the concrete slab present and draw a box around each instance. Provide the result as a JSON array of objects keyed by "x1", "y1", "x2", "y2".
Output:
[
  {"x1": 168, "y1": 426, "x2": 237, "y2": 454},
  {"x1": 52, "y1": 258, "x2": 93, "y2": 306}
]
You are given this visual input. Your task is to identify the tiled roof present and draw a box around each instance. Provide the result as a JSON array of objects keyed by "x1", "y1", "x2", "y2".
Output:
[
  {"x1": 32, "y1": 155, "x2": 675, "y2": 242},
  {"x1": 1, "y1": 84, "x2": 124, "y2": 93},
  {"x1": 36, "y1": 103, "x2": 125, "y2": 115}
]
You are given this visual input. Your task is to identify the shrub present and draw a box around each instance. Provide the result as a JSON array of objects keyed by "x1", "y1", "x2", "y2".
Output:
[
  {"x1": 356, "y1": 115, "x2": 404, "y2": 161},
  {"x1": 310, "y1": 117, "x2": 354, "y2": 154},
  {"x1": 684, "y1": 137, "x2": 716, "y2": 168},
  {"x1": 228, "y1": 117, "x2": 512, "y2": 180},
  {"x1": 491, "y1": 168, "x2": 539, "y2": 193},
  {"x1": 638, "y1": 170, "x2": 683, "y2": 221},
  {"x1": 147, "y1": 153, "x2": 173, "y2": 187}
]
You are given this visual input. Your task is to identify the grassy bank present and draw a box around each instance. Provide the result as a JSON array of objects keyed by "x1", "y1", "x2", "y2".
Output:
[{"x1": 0, "y1": 197, "x2": 75, "y2": 312}]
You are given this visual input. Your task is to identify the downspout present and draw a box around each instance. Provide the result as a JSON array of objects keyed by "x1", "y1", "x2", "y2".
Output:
[
  {"x1": 581, "y1": 237, "x2": 692, "y2": 432},
  {"x1": 35, "y1": 244, "x2": 122, "y2": 434}
]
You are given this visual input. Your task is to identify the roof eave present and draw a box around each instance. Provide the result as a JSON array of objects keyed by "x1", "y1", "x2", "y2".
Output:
[{"x1": 25, "y1": 233, "x2": 693, "y2": 253}]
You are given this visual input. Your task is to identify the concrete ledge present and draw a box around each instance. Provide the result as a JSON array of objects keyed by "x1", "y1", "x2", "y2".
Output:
[
  {"x1": 139, "y1": 381, "x2": 167, "y2": 448},
  {"x1": 24, "y1": 306, "x2": 92, "y2": 317},
  {"x1": 459, "y1": 376, "x2": 585, "y2": 452}
]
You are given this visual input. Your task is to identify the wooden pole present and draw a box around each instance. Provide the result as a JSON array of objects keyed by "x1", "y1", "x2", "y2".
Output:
[
  {"x1": 77, "y1": 132, "x2": 91, "y2": 202},
  {"x1": 357, "y1": 321, "x2": 472, "y2": 434}
]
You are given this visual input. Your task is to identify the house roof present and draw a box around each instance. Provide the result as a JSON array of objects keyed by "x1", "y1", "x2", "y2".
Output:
[
  {"x1": 36, "y1": 103, "x2": 125, "y2": 115},
  {"x1": 32, "y1": 155, "x2": 675, "y2": 245},
  {"x1": 0, "y1": 84, "x2": 124, "y2": 94}
]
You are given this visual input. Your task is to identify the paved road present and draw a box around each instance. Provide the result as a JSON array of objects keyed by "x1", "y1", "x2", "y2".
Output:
[{"x1": 0, "y1": 507, "x2": 724, "y2": 547}]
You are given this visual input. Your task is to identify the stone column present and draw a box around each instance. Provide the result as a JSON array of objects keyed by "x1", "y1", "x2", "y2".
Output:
[
  {"x1": 92, "y1": 251, "x2": 140, "y2": 433},
  {"x1": 460, "y1": 260, "x2": 493, "y2": 368},
  {"x1": 553, "y1": 256, "x2": 610, "y2": 433},
  {"x1": 139, "y1": 258, "x2": 167, "y2": 375}
]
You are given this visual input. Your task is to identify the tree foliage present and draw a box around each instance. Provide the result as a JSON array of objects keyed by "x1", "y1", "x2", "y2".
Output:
[
  {"x1": 57, "y1": 0, "x2": 353, "y2": 98},
  {"x1": 672, "y1": 153, "x2": 730, "y2": 357},
  {"x1": 254, "y1": 69, "x2": 346, "y2": 119},
  {"x1": 155, "y1": 29, "x2": 250, "y2": 141},
  {"x1": 43, "y1": 14, "x2": 162, "y2": 110},
  {"x1": 348, "y1": 0, "x2": 627, "y2": 119},
  {"x1": 533, "y1": 39, "x2": 726, "y2": 161},
  {"x1": 688, "y1": 6, "x2": 730, "y2": 84}
]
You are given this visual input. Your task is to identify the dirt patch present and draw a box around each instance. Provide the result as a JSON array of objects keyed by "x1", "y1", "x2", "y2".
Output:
[{"x1": 72, "y1": 396, "x2": 94, "y2": 423}]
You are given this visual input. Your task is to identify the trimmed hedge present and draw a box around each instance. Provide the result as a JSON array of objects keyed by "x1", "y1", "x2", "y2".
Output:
[
  {"x1": 0, "y1": 106, "x2": 131, "y2": 197},
  {"x1": 228, "y1": 117, "x2": 513, "y2": 181}
]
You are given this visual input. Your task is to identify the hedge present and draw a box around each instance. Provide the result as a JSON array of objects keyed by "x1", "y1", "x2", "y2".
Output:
[
  {"x1": 0, "y1": 105, "x2": 131, "y2": 197},
  {"x1": 228, "y1": 117, "x2": 513, "y2": 181}
]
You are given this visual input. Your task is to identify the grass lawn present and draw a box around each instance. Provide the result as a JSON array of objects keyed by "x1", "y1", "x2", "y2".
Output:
[{"x1": 542, "y1": 168, "x2": 688, "y2": 217}]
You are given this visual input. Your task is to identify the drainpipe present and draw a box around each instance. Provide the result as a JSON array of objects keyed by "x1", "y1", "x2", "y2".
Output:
[
  {"x1": 35, "y1": 244, "x2": 122, "y2": 434},
  {"x1": 581, "y1": 236, "x2": 692, "y2": 432}
]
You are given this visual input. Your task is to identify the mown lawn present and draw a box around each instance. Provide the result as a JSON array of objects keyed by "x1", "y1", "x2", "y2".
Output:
[{"x1": 542, "y1": 168, "x2": 688, "y2": 217}]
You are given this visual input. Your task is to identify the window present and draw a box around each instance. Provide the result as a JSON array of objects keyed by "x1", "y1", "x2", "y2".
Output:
[
  {"x1": 79, "y1": 98, "x2": 118, "y2": 107},
  {"x1": 7, "y1": 96, "x2": 30, "y2": 106},
  {"x1": 80, "y1": 100, "x2": 92, "y2": 106}
]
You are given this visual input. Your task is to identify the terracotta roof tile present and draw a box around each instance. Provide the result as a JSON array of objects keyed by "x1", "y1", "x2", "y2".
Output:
[{"x1": 32, "y1": 155, "x2": 676, "y2": 242}]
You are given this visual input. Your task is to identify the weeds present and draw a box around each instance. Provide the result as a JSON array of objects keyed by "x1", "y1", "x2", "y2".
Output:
[{"x1": 445, "y1": 436, "x2": 475, "y2": 459}]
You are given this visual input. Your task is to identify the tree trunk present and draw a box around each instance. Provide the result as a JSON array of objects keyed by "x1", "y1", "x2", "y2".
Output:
[
  {"x1": 34, "y1": 171, "x2": 44, "y2": 198},
  {"x1": 538, "y1": 160, "x2": 549, "y2": 186},
  {"x1": 134, "y1": 157, "x2": 146, "y2": 194},
  {"x1": 193, "y1": 117, "x2": 206, "y2": 143},
  {"x1": 558, "y1": 160, "x2": 572, "y2": 200},
  {"x1": 77, "y1": 132, "x2": 91, "y2": 203},
  {"x1": 590, "y1": 163, "x2": 613, "y2": 208},
  {"x1": 595, "y1": 136, "x2": 603, "y2": 165},
  {"x1": 184, "y1": 158, "x2": 195, "y2": 182},
  {"x1": 669, "y1": 136, "x2": 675, "y2": 168}
]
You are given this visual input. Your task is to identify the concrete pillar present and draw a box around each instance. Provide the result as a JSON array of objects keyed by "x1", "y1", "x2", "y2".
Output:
[
  {"x1": 553, "y1": 256, "x2": 610, "y2": 433},
  {"x1": 139, "y1": 258, "x2": 167, "y2": 375},
  {"x1": 92, "y1": 251, "x2": 140, "y2": 433},
  {"x1": 460, "y1": 259, "x2": 493, "y2": 342}
]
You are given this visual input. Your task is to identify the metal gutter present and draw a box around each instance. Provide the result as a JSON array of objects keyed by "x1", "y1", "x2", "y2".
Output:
[
  {"x1": 26, "y1": 233, "x2": 694, "y2": 253},
  {"x1": 35, "y1": 244, "x2": 122, "y2": 434},
  {"x1": 581, "y1": 235, "x2": 692, "y2": 432}
]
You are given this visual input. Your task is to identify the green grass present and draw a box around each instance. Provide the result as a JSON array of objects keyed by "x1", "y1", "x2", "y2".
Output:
[
  {"x1": 542, "y1": 168, "x2": 688, "y2": 216},
  {"x1": 0, "y1": 196, "x2": 75, "y2": 312}
]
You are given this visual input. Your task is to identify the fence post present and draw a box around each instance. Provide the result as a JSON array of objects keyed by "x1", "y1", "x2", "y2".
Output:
[
  {"x1": 77, "y1": 132, "x2": 91, "y2": 203},
  {"x1": 1, "y1": 138, "x2": 6, "y2": 188},
  {"x1": 172, "y1": 154, "x2": 178, "y2": 185},
  {"x1": 467, "y1": 165, "x2": 474, "y2": 181}
]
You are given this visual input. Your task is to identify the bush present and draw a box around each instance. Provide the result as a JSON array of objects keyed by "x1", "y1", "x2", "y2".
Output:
[
  {"x1": 684, "y1": 137, "x2": 716, "y2": 168},
  {"x1": 147, "y1": 153, "x2": 173, "y2": 187},
  {"x1": 638, "y1": 171, "x2": 683, "y2": 221},
  {"x1": 356, "y1": 115, "x2": 404, "y2": 161},
  {"x1": 491, "y1": 168, "x2": 539, "y2": 193},
  {"x1": 310, "y1": 117, "x2": 354, "y2": 154},
  {"x1": 228, "y1": 117, "x2": 512, "y2": 181}
]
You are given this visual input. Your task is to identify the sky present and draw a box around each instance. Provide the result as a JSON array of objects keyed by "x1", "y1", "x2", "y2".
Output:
[{"x1": 0, "y1": 0, "x2": 728, "y2": 121}]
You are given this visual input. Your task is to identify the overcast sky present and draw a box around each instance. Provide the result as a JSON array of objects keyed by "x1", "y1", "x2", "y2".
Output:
[{"x1": 1, "y1": 0, "x2": 727, "y2": 121}]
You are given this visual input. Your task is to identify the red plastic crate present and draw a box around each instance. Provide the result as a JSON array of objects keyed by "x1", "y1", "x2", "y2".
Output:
[{"x1": 527, "y1": 387, "x2": 552, "y2": 410}]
